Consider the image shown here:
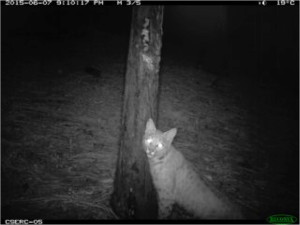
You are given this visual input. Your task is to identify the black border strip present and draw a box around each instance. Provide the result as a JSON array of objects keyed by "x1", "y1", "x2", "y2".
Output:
[
  {"x1": 1, "y1": 0, "x2": 299, "y2": 6},
  {"x1": 1, "y1": 219, "x2": 268, "y2": 224}
]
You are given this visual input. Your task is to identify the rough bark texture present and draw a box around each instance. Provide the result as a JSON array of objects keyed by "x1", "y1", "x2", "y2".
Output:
[{"x1": 111, "y1": 6, "x2": 164, "y2": 220}]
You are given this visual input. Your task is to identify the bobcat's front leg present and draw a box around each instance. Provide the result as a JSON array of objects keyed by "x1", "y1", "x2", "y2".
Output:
[{"x1": 158, "y1": 198, "x2": 174, "y2": 219}]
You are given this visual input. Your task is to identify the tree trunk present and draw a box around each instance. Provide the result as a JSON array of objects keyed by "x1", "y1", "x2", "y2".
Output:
[{"x1": 111, "y1": 6, "x2": 164, "y2": 219}]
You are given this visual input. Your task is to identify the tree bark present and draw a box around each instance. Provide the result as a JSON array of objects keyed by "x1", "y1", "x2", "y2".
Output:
[{"x1": 111, "y1": 6, "x2": 164, "y2": 219}]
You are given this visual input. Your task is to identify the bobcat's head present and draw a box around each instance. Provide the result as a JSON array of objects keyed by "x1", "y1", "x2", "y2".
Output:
[{"x1": 143, "y1": 118, "x2": 177, "y2": 160}]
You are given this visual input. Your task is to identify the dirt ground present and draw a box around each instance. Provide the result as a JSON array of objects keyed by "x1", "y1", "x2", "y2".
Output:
[{"x1": 2, "y1": 31, "x2": 298, "y2": 221}]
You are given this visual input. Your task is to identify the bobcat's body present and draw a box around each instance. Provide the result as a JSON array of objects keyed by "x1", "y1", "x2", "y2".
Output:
[{"x1": 143, "y1": 118, "x2": 243, "y2": 219}]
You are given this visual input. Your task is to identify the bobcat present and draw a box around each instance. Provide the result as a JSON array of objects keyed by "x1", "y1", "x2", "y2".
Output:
[{"x1": 143, "y1": 118, "x2": 243, "y2": 220}]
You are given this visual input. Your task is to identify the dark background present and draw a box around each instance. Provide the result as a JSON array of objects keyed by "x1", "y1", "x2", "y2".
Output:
[{"x1": 2, "y1": 4, "x2": 299, "y2": 84}]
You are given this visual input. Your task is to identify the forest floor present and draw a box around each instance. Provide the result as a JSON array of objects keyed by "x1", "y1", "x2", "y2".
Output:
[{"x1": 2, "y1": 31, "x2": 298, "y2": 221}]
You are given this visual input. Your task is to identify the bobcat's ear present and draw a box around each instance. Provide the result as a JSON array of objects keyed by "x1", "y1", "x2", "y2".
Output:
[
  {"x1": 163, "y1": 128, "x2": 177, "y2": 144},
  {"x1": 145, "y1": 118, "x2": 156, "y2": 133}
]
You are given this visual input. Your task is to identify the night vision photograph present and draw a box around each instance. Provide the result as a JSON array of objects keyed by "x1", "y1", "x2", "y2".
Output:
[{"x1": 1, "y1": 1, "x2": 299, "y2": 223}]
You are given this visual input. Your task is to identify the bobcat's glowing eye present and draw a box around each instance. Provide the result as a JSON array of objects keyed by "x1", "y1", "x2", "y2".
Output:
[
  {"x1": 157, "y1": 143, "x2": 163, "y2": 149},
  {"x1": 146, "y1": 138, "x2": 153, "y2": 145}
]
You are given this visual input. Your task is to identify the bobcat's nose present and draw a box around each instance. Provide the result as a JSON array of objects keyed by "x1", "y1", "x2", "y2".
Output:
[{"x1": 146, "y1": 147, "x2": 155, "y2": 158}]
